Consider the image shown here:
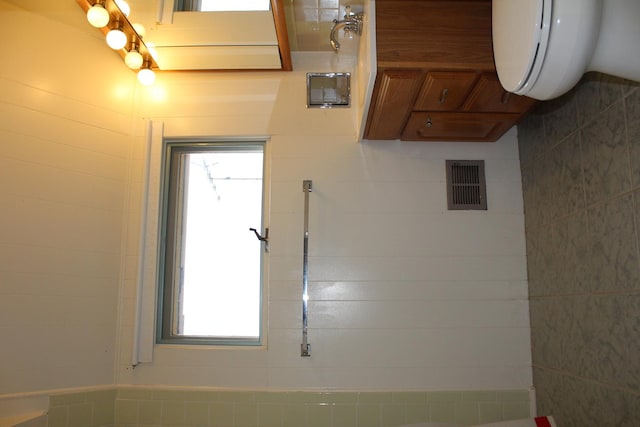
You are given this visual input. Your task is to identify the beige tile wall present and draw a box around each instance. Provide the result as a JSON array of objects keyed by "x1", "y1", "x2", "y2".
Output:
[{"x1": 284, "y1": 0, "x2": 365, "y2": 51}]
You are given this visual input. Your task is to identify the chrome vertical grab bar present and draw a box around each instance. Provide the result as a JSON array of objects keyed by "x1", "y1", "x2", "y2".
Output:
[{"x1": 301, "y1": 180, "x2": 312, "y2": 357}]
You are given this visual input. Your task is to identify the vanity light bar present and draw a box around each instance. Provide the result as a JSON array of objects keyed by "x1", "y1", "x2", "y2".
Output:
[{"x1": 76, "y1": 0, "x2": 159, "y2": 84}]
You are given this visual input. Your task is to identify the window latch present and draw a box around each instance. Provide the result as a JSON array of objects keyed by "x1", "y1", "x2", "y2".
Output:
[{"x1": 249, "y1": 227, "x2": 269, "y2": 252}]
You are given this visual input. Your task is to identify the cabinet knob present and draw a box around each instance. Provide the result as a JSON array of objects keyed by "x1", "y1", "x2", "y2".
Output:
[
  {"x1": 425, "y1": 117, "x2": 433, "y2": 127},
  {"x1": 501, "y1": 91, "x2": 510, "y2": 104}
]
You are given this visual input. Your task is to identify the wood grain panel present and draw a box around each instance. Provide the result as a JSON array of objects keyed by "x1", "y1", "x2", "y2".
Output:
[
  {"x1": 271, "y1": 0, "x2": 292, "y2": 71},
  {"x1": 364, "y1": 0, "x2": 534, "y2": 143},
  {"x1": 414, "y1": 71, "x2": 478, "y2": 111},
  {"x1": 375, "y1": 0, "x2": 494, "y2": 70},
  {"x1": 364, "y1": 69, "x2": 424, "y2": 140},
  {"x1": 462, "y1": 73, "x2": 537, "y2": 113},
  {"x1": 402, "y1": 112, "x2": 516, "y2": 142}
]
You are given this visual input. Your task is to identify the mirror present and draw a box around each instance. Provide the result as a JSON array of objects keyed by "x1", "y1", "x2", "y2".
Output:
[
  {"x1": 76, "y1": 0, "x2": 292, "y2": 71},
  {"x1": 307, "y1": 73, "x2": 351, "y2": 108},
  {"x1": 150, "y1": 0, "x2": 291, "y2": 70}
]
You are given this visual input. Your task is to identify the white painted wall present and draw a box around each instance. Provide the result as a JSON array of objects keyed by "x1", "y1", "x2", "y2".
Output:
[{"x1": 0, "y1": 0, "x2": 532, "y2": 398}]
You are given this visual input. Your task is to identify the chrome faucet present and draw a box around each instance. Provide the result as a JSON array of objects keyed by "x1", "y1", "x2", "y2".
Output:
[{"x1": 330, "y1": 5, "x2": 364, "y2": 52}]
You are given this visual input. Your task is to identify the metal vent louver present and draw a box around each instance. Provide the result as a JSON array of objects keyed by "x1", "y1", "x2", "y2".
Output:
[{"x1": 446, "y1": 160, "x2": 487, "y2": 210}]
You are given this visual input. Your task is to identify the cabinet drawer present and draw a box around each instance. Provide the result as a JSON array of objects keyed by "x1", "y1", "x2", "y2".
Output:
[
  {"x1": 402, "y1": 112, "x2": 518, "y2": 142},
  {"x1": 414, "y1": 71, "x2": 477, "y2": 111},
  {"x1": 463, "y1": 73, "x2": 537, "y2": 113}
]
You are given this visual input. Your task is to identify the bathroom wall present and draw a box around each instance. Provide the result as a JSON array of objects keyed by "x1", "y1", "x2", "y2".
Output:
[
  {"x1": 1, "y1": 0, "x2": 532, "y2": 423},
  {"x1": 117, "y1": 56, "x2": 532, "y2": 392},
  {"x1": 0, "y1": 0, "x2": 137, "y2": 394},
  {"x1": 518, "y1": 73, "x2": 640, "y2": 426}
]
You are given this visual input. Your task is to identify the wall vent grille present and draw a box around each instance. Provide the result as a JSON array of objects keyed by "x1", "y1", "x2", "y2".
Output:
[{"x1": 446, "y1": 160, "x2": 487, "y2": 210}]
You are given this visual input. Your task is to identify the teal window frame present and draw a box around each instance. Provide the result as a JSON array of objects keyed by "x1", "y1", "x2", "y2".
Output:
[{"x1": 156, "y1": 139, "x2": 267, "y2": 346}]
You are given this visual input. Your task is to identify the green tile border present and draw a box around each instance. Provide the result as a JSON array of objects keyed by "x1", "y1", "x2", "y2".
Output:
[
  {"x1": 48, "y1": 389, "x2": 116, "y2": 427},
  {"x1": 44, "y1": 387, "x2": 531, "y2": 427}
]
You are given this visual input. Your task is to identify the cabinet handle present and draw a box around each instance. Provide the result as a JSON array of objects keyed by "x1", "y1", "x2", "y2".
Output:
[
  {"x1": 501, "y1": 91, "x2": 510, "y2": 104},
  {"x1": 425, "y1": 117, "x2": 433, "y2": 128},
  {"x1": 439, "y1": 88, "x2": 448, "y2": 104}
]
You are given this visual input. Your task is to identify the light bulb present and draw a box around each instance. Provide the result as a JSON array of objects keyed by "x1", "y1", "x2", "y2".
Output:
[
  {"x1": 138, "y1": 67, "x2": 155, "y2": 86},
  {"x1": 132, "y1": 23, "x2": 146, "y2": 39},
  {"x1": 114, "y1": 0, "x2": 130, "y2": 16},
  {"x1": 125, "y1": 50, "x2": 143, "y2": 69},
  {"x1": 86, "y1": 3, "x2": 110, "y2": 28},
  {"x1": 106, "y1": 27, "x2": 127, "y2": 50}
]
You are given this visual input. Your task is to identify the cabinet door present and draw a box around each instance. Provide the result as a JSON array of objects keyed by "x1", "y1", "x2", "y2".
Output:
[
  {"x1": 414, "y1": 71, "x2": 478, "y2": 111},
  {"x1": 401, "y1": 112, "x2": 517, "y2": 142},
  {"x1": 462, "y1": 73, "x2": 537, "y2": 113},
  {"x1": 364, "y1": 69, "x2": 424, "y2": 140}
]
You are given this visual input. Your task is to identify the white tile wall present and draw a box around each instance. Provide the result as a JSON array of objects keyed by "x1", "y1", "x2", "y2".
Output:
[
  {"x1": 119, "y1": 58, "x2": 532, "y2": 391},
  {"x1": 0, "y1": 1, "x2": 135, "y2": 394},
  {"x1": 0, "y1": 0, "x2": 532, "y2": 399}
]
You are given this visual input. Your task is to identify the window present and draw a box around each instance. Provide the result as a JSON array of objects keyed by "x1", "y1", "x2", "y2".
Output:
[
  {"x1": 157, "y1": 141, "x2": 267, "y2": 345},
  {"x1": 176, "y1": 0, "x2": 271, "y2": 12}
]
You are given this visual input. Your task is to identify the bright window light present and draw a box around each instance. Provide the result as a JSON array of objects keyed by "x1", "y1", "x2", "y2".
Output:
[{"x1": 159, "y1": 142, "x2": 266, "y2": 345}]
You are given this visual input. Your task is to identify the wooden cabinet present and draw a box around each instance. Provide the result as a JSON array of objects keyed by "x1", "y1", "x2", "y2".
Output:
[
  {"x1": 403, "y1": 71, "x2": 535, "y2": 141},
  {"x1": 363, "y1": 0, "x2": 537, "y2": 142}
]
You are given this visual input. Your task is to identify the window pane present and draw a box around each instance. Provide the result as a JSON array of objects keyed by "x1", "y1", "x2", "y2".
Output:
[{"x1": 161, "y1": 143, "x2": 265, "y2": 344}]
